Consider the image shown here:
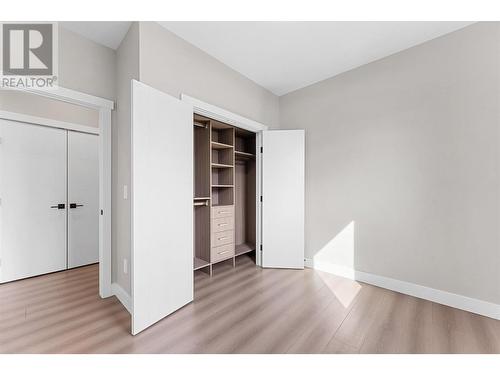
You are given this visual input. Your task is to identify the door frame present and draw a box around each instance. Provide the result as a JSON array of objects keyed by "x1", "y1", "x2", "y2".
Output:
[
  {"x1": 0, "y1": 86, "x2": 114, "y2": 298},
  {"x1": 181, "y1": 94, "x2": 268, "y2": 266}
]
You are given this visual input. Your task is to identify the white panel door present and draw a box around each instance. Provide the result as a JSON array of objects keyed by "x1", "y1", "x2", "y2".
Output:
[
  {"x1": 0, "y1": 120, "x2": 67, "y2": 282},
  {"x1": 131, "y1": 80, "x2": 193, "y2": 335},
  {"x1": 262, "y1": 130, "x2": 305, "y2": 269},
  {"x1": 68, "y1": 131, "x2": 99, "y2": 268}
]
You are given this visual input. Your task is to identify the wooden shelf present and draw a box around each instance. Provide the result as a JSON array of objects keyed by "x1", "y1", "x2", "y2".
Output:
[
  {"x1": 212, "y1": 163, "x2": 234, "y2": 169},
  {"x1": 211, "y1": 141, "x2": 233, "y2": 150},
  {"x1": 194, "y1": 257, "x2": 210, "y2": 271},
  {"x1": 235, "y1": 243, "x2": 255, "y2": 256},
  {"x1": 194, "y1": 197, "x2": 211, "y2": 200},
  {"x1": 212, "y1": 185, "x2": 234, "y2": 188}
]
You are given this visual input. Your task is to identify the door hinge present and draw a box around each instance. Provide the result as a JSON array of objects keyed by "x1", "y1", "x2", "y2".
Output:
[
  {"x1": 260, "y1": 146, "x2": 263, "y2": 153},
  {"x1": 260, "y1": 196, "x2": 263, "y2": 203},
  {"x1": 260, "y1": 244, "x2": 263, "y2": 251},
  {"x1": 100, "y1": 209, "x2": 104, "y2": 215}
]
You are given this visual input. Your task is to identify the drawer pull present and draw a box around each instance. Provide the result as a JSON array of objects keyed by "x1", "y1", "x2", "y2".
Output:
[
  {"x1": 218, "y1": 211, "x2": 231, "y2": 214},
  {"x1": 218, "y1": 236, "x2": 229, "y2": 240},
  {"x1": 218, "y1": 250, "x2": 230, "y2": 255},
  {"x1": 218, "y1": 223, "x2": 228, "y2": 227}
]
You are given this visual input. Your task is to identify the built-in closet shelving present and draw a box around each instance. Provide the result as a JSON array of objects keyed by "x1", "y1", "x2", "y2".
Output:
[{"x1": 193, "y1": 114, "x2": 256, "y2": 275}]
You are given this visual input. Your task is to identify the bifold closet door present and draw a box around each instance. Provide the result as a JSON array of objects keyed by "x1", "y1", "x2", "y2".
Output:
[
  {"x1": 67, "y1": 131, "x2": 99, "y2": 268},
  {"x1": 0, "y1": 120, "x2": 67, "y2": 283},
  {"x1": 261, "y1": 130, "x2": 305, "y2": 269},
  {"x1": 131, "y1": 80, "x2": 194, "y2": 335}
]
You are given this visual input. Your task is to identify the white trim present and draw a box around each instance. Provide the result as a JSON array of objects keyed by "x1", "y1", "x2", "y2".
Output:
[
  {"x1": 0, "y1": 110, "x2": 100, "y2": 135},
  {"x1": 181, "y1": 94, "x2": 268, "y2": 133},
  {"x1": 9, "y1": 86, "x2": 114, "y2": 110},
  {"x1": 181, "y1": 93, "x2": 267, "y2": 267},
  {"x1": 305, "y1": 258, "x2": 500, "y2": 320},
  {"x1": 5, "y1": 86, "x2": 114, "y2": 299},
  {"x1": 112, "y1": 283, "x2": 132, "y2": 314}
]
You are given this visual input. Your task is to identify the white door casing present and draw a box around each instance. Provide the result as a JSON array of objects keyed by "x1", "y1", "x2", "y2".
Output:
[
  {"x1": 0, "y1": 120, "x2": 67, "y2": 282},
  {"x1": 68, "y1": 131, "x2": 99, "y2": 268},
  {"x1": 131, "y1": 80, "x2": 194, "y2": 335},
  {"x1": 261, "y1": 130, "x2": 305, "y2": 269}
]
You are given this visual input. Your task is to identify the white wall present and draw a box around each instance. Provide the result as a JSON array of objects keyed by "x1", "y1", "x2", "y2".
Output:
[
  {"x1": 279, "y1": 22, "x2": 500, "y2": 304},
  {"x1": 113, "y1": 22, "x2": 139, "y2": 292}
]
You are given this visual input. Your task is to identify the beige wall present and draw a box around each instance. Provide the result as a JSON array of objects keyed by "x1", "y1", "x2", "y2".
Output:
[
  {"x1": 0, "y1": 27, "x2": 114, "y2": 127},
  {"x1": 58, "y1": 27, "x2": 116, "y2": 100},
  {"x1": 279, "y1": 22, "x2": 500, "y2": 304},
  {"x1": 113, "y1": 22, "x2": 139, "y2": 292},
  {"x1": 0, "y1": 91, "x2": 99, "y2": 127}
]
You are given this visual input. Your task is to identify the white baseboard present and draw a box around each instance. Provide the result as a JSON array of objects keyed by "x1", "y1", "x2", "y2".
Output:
[
  {"x1": 111, "y1": 282, "x2": 131, "y2": 314},
  {"x1": 305, "y1": 258, "x2": 500, "y2": 320}
]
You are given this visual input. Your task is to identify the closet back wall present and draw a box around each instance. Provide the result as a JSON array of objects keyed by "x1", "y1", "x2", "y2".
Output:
[{"x1": 279, "y1": 22, "x2": 500, "y2": 305}]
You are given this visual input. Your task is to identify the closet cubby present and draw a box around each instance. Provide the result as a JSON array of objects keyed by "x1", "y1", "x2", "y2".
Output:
[
  {"x1": 235, "y1": 128, "x2": 256, "y2": 157},
  {"x1": 211, "y1": 120, "x2": 234, "y2": 146},
  {"x1": 211, "y1": 167, "x2": 233, "y2": 186},
  {"x1": 212, "y1": 186, "x2": 234, "y2": 206}
]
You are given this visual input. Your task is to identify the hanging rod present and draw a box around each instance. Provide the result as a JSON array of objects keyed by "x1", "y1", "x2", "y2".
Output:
[
  {"x1": 194, "y1": 200, "x2": 209, "y2": 206},
  {"x1": 194, "y1": 121, "x2": 208, "y2": 128}
]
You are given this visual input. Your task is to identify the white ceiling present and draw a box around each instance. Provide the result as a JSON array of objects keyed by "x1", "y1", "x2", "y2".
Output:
[
  {"x1": 60, "y1": 21, "x2": 132, "y2": 50},
  {"x1": 61, "y1": 21, "x2": 474, "y2": 96},
  {"x1": 159, "y1": 22, "x2": 474, "y2": 95}
]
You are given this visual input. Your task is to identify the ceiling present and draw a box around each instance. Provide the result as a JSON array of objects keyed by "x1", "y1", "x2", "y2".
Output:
[{"x1": 61, "y1": 21, "x2": 474, "y2": 96}]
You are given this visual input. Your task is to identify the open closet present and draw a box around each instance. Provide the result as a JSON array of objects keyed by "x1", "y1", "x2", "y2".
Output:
[
  {"x1": 130, "y1": 80, "x2": 304, "y2": 334},
  {"x1": 193, "y1": 114, "x2": 256, "y2": 275}
]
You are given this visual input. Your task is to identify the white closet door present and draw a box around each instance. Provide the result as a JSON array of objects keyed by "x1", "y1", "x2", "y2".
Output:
[
  {"x1": 0, "y1": 120, "x2": 67, "y2": 283},
  {"x1": 262, "y1": 130, "x2": 305, "y2": 269},
  {"x1": 131, "y1": 80, "x2": 194, "y2": 335},
  {"x1": 68, "y1": 131, "x2": 99, "y2": 268}
]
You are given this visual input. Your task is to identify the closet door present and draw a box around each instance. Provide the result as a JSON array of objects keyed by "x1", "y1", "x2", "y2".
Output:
[
  {"x1": 0, "y1": 120, "x2": 67, "y2": 282},
  {"x1": 67, "y1": 131, "x2": 99, "y2": 268},
  {"x1": 131, "y1": 80, "x2": 194, "y2": 335},
  {"x1": 261, "y1": 130, "x2": 305, "y2": 269}
]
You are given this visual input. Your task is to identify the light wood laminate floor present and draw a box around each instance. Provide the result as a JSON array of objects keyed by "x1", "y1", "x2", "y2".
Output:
[{"x1": 1, "y1": 255, "x2": 499, "y2": 354}]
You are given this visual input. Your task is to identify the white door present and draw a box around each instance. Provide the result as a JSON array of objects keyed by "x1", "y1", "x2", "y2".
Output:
[
  {"x1": 261, "y1": 130, "x2": 305, "y2": 269},
  {"x1": 68, "y1": 131, "x2": 99, "y2": 268},
  {"x1": 0, "y1": 120, "x2": 67, "y2": 282},
  {"x1": 131, "y1": 80, "x2": 194, "y2": 335}
]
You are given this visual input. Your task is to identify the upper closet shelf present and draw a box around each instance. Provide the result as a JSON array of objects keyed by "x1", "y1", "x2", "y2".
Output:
[{"x1": 211, "y1": 141, "x2": 233, "y2": 150}]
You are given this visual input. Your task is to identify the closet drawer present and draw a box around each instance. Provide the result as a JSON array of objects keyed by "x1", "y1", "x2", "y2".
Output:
[
  {"x1": 212, "y1": 216, "x2": 234, "y2": 233},
  {"x1": 211, "y1": 229, "x2": 234, "y2": 247},
  {"x1": 211, "y1": 243, "x2": 235, "y2": 263},
  {"x1": 211, "y1": 205, "x2": 234, "y2": 219}
]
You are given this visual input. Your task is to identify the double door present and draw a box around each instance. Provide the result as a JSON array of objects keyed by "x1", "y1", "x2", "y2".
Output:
[
  {"x1": 0, "y1": 119, "x2": 99, "y2": 283},
  {"x1": 131, "y1": 81, "x2": 304, "y2": 335}
]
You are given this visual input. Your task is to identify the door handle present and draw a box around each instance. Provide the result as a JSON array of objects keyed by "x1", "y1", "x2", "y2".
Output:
[
  {"x1": 70, "y1": 203, "x2": 84, "y2": 209},
  {"x1": 50, "y1": 203, "x2": 65, "y2": 209}
]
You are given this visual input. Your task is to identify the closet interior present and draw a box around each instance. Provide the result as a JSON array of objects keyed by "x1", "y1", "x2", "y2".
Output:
[{"x1": 193, "y1": 114, "x2": 256, "y2": 275}]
